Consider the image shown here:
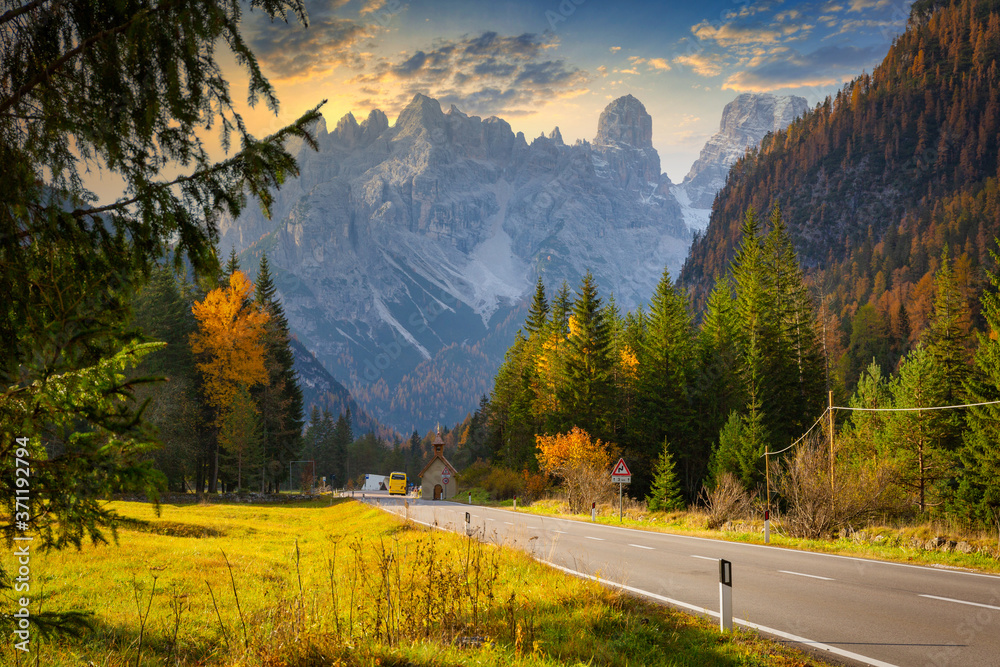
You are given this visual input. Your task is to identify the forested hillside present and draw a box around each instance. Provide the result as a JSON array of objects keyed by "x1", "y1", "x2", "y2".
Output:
[
  {"x1": 681, "y1": 0, "x2": 1000, "y2": 391},
  {"x1": 463, "y1": 0, "x2": 1000, "y2": 529}
]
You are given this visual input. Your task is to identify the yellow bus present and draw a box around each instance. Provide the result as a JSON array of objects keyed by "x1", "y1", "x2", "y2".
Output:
[{"x1": 388, "y1": 471, "x2": 407, "y2": 496}]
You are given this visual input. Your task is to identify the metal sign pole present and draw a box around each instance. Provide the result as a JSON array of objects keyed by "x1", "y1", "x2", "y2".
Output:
[{"x1": 618, "y1": 482, "x2": 624, "y2": 523}]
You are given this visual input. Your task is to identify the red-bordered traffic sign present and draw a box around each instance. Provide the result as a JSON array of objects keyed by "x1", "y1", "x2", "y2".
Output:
[{"x1": 611, "y1": 457, "x2": 631, "y2": 483}]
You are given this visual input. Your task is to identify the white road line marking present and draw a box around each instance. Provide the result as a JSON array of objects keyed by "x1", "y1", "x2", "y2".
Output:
[
  {"x1": 629, "y1": 544, "x2": 654, "y2": 550},
  {"x1": 585, "y1": 536, "x2": 604, "y2": 541},
  {"x1": 553, "y1": 530, "x2": 567, "y2": 533},
  {"x1": 780, "y1": 570, "x2": 834, "y2": 581},
  {"x1": 919, "y1": 594, "x2": 1000, "y2": 610},
  {"x1": 691, "y1": 555, "x2": 716, "y2": 561},
  {"x1": 539, "y1": 559, "x2": 900, "y2": 667},
  {"x1": 504, "y1": 522, "x2": 514, "y2": 525}
]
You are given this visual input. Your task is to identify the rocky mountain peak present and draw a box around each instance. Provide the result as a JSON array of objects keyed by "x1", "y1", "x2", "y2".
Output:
[
  {"x1": 676, "y1": 93, "x2": 808, "y2": 212},
  {"x1": 548, "y1": 126, "x2": 564, "y2": 144},
  {"x1": 361, "y1": 109, "x2": 389, "y2": 137},
  {"x1": 394, "y1": 93, "x2": 446, "y2": 137},
  {"x1": 594, "y1": 94, "x2": 653, "y2": 148}
]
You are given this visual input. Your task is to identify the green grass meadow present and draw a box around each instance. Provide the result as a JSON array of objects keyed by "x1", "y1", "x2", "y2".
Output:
[{"x1": 1, "y1": 499, "x2": 833, "y2": 666}]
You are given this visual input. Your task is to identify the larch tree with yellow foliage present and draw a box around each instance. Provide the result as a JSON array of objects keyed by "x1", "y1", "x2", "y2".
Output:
[
  {"x1": 191, "y1": 270, "x2": 270, "y2": 492},
  {"x1": 536, "y1": 427, "x2": 614, "y2": 512}
]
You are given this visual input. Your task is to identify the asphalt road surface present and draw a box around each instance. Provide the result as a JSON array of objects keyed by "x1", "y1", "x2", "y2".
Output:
[{"x1": 351, "y1": 491, "x2": 1000, "y2": 667}]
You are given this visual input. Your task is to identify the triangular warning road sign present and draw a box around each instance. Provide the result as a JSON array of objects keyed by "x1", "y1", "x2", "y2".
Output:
[{"x1": 611, "y1": 458, "x2": 631, "y2": 476}]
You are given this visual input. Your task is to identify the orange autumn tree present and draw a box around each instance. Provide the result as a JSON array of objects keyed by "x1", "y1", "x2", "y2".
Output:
[
  {"x1": 536, "y1": 427, "x2": 614, "y2": 513},
  {"x1": 190, "y1": 270, "x2": 270, "y2": 421}
]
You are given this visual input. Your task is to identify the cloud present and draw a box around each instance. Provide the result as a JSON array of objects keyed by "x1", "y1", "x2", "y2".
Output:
[
  {"x1": 626, "y1": 55, "x2": 671, "y2": 73},
  {"x1": 722, "y1": 44, "x2": 884, "y2": 91},
  {"x1": 673, "y1": 52, "x2": 726, "y2": 77},
  {"x1": 848, "y1": 0, "x2": 893, "y2": 10},
  {"x1": 692, "y1": 20, "x2": 785, "y2": 46},
  {"x1": 247, "y1": 0, "x2": 381, "y2": 81},
  {"x1": 609, "y1": 46, "x2": 621, "y2": 52},
  {"x1": 359, "y1": 0, "x2": 386, "y2": 15},
  {"x1": 348, "y1": 31, "x2": 589, "y2": 117}
]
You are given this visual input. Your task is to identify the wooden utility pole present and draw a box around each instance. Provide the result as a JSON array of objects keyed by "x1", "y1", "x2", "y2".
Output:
[
  {"x1": 828, "y1": 390, "x2": 835, "y2": 491},
  {"x1": 765, "y1": 445, "x2": 771, "y2": 513}
]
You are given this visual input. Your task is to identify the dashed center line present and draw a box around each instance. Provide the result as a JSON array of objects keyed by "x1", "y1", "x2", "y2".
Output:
[
  {"x1": 691, "y1": 555, "x2": 716, "y2": 561},
  {"x1": 920, "y1": 594, "x2": 1000, "y2": 610},
  {"x1": 504, "y1": 522, "x2": 514, "y2": 525},
  {"x1": 553, "y1": 530, "x2": 567, "y2": 534},
  {"x1": 629, "y1": 544, "x2": 654, "y2": 550},
  {"x1": 585, "y1": 536, "x2": 605, "y2": 541},
  {"x1": 780, "y1": 570, "x2": 834, "y2": 581}
]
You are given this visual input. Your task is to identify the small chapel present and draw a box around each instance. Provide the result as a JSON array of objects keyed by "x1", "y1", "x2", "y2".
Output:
[{"x1": 419, "y1": 429, "x2": 459, "y2": 500}]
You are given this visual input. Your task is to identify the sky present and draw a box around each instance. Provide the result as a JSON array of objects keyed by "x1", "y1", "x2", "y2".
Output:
[{"x1": 86, "y1": 0, "x2": 916, "y2": 200}]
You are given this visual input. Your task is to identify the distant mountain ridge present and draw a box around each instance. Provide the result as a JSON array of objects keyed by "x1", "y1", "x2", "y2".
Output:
[
  {"x1": 672, "y1": 93, "x2": 808, "y2": 232},
  {"x1": 679, "y1": 0, "x2": 1000, "y2": 356},
  {"x1": 224, "y1": 93, "x2": 690, "y2": 432}
]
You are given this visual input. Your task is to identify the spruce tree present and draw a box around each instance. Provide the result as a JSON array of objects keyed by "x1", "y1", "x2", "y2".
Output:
[
  {"x1": 1, "y1": 0, "x2": 322, "y2": 607},
  {"x1": 957, "y1": 250, "x2": 1000, "y2": 523},
  {"x1": 225, "y1": 248, "x2": 241, "y2": 280},
  {"x1": 561, "y1": 271, "x2": 613, "y2": 438},
  {"x1": 728, "y1": 206, "x2": 773, "y2": 487},
  {"x1": 693, "y1": 275, "x2": 742, "y2": 473},
  {"x1": 550, "y1": 281, "x2": 573, "y2": 338},
  {"x1": 888, "y1": 345, "x2": 953, "y2": 514},
  {"x1": 254, "y1": 254, "x2": 304, "y2": 491},
  {"x1": 332, "y1": 408, "x2": 353, "y2": 487},
  {"x1": 647, "y1": 439, "x2": 685, "y2": 512},
  {"x1": 762, "y1": 205, "x2": 825, "y2": 441},
  {"x1": 637, "y1": 268, "x2": 694, "y2": 495},
  {"x1": 526, "y1": 277, "x2": 549, "y2": 335},
  {"x1": 923, "y1": 247, "x2": 973, "y2": 452}
]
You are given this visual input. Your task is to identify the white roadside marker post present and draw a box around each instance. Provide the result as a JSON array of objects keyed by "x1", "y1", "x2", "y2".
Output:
[
  {"x1": 468, "y1": 492, "x2": 472, "y2": 504},
  {"x1": 591, "y1": 501, "x2": 596, "y2": 522},
  {"x1": 513, "y1": 494, "x2": 517, "y2": 511},
  {"x1": 764, "y1": 509, "x2": 770, "y2": 544},
  {"x1": 465, "y1": 511, "x2": 471, "y2": 535},
  {"x1": 719, "y1": 559, "x2": 733, "y2": 632}
]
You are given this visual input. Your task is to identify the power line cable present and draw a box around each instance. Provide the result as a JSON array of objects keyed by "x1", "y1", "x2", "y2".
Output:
[
  {"x1": 762, "y1": 398, "x2": 1000, "y2": 460},
  {"x1": 832, "y1": 399, "x2": 1000, "y2": 412},
  {"x1": 762, "y1": 408, "x2": 829, "y2": 457}
]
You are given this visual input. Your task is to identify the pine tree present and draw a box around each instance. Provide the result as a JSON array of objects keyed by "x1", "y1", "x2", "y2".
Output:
[
  {"x1": 923, "y1": 246, "x2": 973, "y2": 452},
  {"x1": 728, "y1": 207, "x2": 774, "y2": 487},
  {"x1": 129, "y1": 266, "x2": 203, "y2": 492},
  {"x1": 561, "y1": 271, "x2": 614, "y2": 438},
  {"x1": 693, "y1": 275, "x2": 742, "y2": 477},
  {"x1": 550, "y1": 281, "x2": 572, "y2": 338},
  {"x1": 332, "y1": 409, "x2": 353, "y2": 487},
  {"x1": 408, "y1": 430, "x2": 422, "y2": 478},
  {"x1": 526, "y1": 277, "x2": 549, "y2": 335},
  {"x1": 762, "y1": 204, "x2": 826, "y2": 440},
  {"x1": 0, "y1": 0, "x2": 322, "y2": 614},
  {"x1": 957, "y1": 250, "x2": 1000, "y2": 523},
  {"x1": 225, "y1": 248, "x2": 241, "y2": 281},
  {"x1": 647, "y1": 439, "x2": 685, "y2": 512},
  {"x1": 888, "y1": 345, "x2": 954, "y2": 514},
  {"x1": 254, "y1": 254, "x2": 304, "y2": 491},
  {"x1": 637, "y1": 268, "x2": 695, "y2": 496}
]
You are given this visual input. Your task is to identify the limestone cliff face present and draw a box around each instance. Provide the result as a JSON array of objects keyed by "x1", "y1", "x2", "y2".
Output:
[
  {"x1": 673, "y1": 94, "x2": 809, "y2": 229},
  {"x1": 219, "y1": 93, "x2": 689, "y2": 430}
]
